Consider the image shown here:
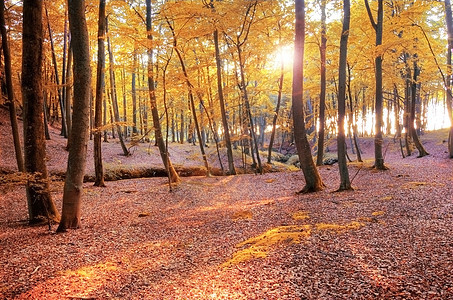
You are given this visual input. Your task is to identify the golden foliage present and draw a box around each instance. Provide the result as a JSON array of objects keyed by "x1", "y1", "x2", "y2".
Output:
[
  {"x1": 292, "y1": 210, "x2": 309, "y2": 220},
  {"x1": 222, "y1": 225, "x2": 311, "y2": 268},
  {"x1": 315, "y1": 221, "x2": 364, "y2": 232},
  {"x1": 223, "y1": 219, "x2": 367, "y2": 267},
  {"x1": 371, "y1": 211, "x2": 385, "y2": 217}
]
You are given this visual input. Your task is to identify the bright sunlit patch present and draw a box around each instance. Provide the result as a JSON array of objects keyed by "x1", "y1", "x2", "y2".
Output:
[
  {"x1": 272, "y1": 45, "x2": 294, "y2": 69},
  {"x1": 292, "y1": 210, "x2": 310, "y2": 220}
]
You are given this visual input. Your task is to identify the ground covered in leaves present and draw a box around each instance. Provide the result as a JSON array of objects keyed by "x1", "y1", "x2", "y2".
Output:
[{"x1": 1, "y1": 108, "x2": 453, "y2": 299}]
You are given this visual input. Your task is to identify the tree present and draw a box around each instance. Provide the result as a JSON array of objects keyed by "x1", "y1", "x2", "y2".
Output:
[
  {"x1": 166, "y1": 18, "x2": 211, "y2": 176},
  {"x1": 106, "y1": 16, "x2": 129, "y2": 156},
  {"x1": 45, "y1": 6, "x2": 67, "y2": 138},
  {"x1": 57, "y1": 0, "x2": 91, "y2": 231},
  {"x1": 409, "y1": 60, "x2": 429, "y2": 157},
  {"x1": 365, "y1": 0, "x2": 387, "y2": 170},
  {"x1": 94, "y1": 0, "x2": 106, "y2": 187},
  {"x1": 445, "y1": 0, "x2": 453, "y2": 158},
  {"x1": 337, "y1": 0, "x2": 353, "y2": 191},
  {"x1": 316, "y1": 0, "x2": 327, "y2": 167},
  {"x1": 214, "y1": 28, "x2": 236, "y2": 174},
  {"x1": 22, "y1": 0, "x2": 60, "y2": 224},
  {"x1": 224, "y1": 0, "x2": 263, "y2": 174},
  {"x1": 268, "y1": 21, "x2": 285, "y2": 165},
  {"x1": 0, "y1": 0, "x2": 24, "y2": 172},
  {"x1": 146, "y1": 0, "x2": 180, "y2": 184},
  {"x1": 292, "y1": 0, "x2": 324, "y2": 193}
]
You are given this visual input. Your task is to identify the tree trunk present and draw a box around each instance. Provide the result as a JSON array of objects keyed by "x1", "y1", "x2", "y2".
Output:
[
  {"x1": 214, "y1": 29, "x2": 236, "y2": 174},
  {"x1": 347, "y1": 64, "x2": 362, "y2": 162},
  {"x1": 45, "y1": 6, "x2": 67, "y2": 138},
  {"x1": 57, "y1": 0, "x2": 91, "y2": 231},
  {"x1": 106, "y1": 17, "x2": 129, "y2": 156},
  {"x1": 316, "y1": 0, "x2": 327, "y2": 166},
  {"x1": 62, "y1": 14, "x2": 72, "y2": 145},
  {"x1": 103, "y1": 88, "x2": 108, "y2": 142},
  {"x1": 22, "y1": 0, "x2": 60, "y2": 224},
  {"x1": 237, "y1": 45, "x2": 262, "y2": 174},
  {"x1": 43, "y1": 95, "x2": 51, "y2": 140},
  {"x1": 409, "y1": 61, "x2": 429, "y2": 157},
  {"x1": 268, "y1": 30, "x2": 285, "y2": 164},
  {"x1": 365, "y1": 0, "x2": 387, "y2": 170},
  {"x1": 0, "y1": 0, "x2": 24, "y2": 172},
  {"x1": 132, "y1": 50, "x2": 138, "y2": 135},
  {"x1": 167, "y1": 19, "x2": 210, "y2": 176},
  {"x1": 94, "y1": 0, "x2": 106, "y2": 187},
  {"x1": 337, "y1": 0, "x2": 352, "y2": 191},
  {"x1": 180, "y1": 110, "x2": 184, "y2": 144},
  {"x1": 146, "y1": 0, "x2": 180, "y2": 184},
  {"x1": 122, "y1": 67, "x2": 128, "y2": 138},
  {"x1": 65, "y1": 43, "x2": 73, "y2": 150},
  {"x1": 293, "y1": 0, "x2": 324, "y2": 193},
  {"x1": 444, "y1": 0, "x2": 453, "y2": 157}
]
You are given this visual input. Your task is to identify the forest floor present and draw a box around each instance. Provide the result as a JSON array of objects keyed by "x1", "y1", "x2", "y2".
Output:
[{"x1": 1, "y1": 107, "x2": 453, "y2": 299}]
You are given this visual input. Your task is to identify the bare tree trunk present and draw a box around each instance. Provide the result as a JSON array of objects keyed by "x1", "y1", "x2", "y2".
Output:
[
  {"x1": 103, "y1": 88, "x2": 108, "y2": 142},
  {"x1": 268, "y1": 28, "x2": 284, "y2": 164},
  {"x1": 106, "y1": 17, "x2": 129, "y2": 156},
  {"x1": 62, "y1": 14, "x2": 72, "y2": 145},
  {"x1": 404, "y1": 68, "x2": 412, "y2": 156},
  {"x1": 365, "y1": 0, "x2": 387, "y2": 170},
  {"x1": 293, "y1": 0, "x2": 324, "y2": 193},
  {"x1": 347, "y1": 64, "x2": 362, "y2": 162},
  {"x1": 94, "y1": 0, "x2": 106, "y2": 187},
  {"x1": 0, "y1": 0, "x2": 24, "y2": 172},
  {"x1": 43, "y1": 95, "x2": 51, "y2": 140},
  {"x1": 237, "y1": 45, "x2": 262, "y2": 174},
  {"x1": 65, "y1": 43, "x2": 73, "y2": 149},
  {"x1": 409, "y1": 61, "x2": 429, "y2": 157},
  {"x1": 45, "y1": 6, "x2": 67, "y2": 138},
  {"x1": 337, "y1": 0, "x2": 352, "y2": 191},
  {"x1": 167, "y1": 19, "x2": 211, "y2": 176},
  {"x1": 121, "y1": 66, "x2": 127, "y2": 138},
  {"x1": 316, "y1": 0, "x2": 327, "y2": 166},
  {"x1": 57, "y1": 0, "x2": 91, "y2": 231},
  {"x1": 214, "y1": 29, "x2": 236, "y2": 174},
  {"x1": 22, "y1": 0, "x2": 60, "y2": 223},
  {"x1": 444, "y1": 0, "x2": 453, "y2": 157},
  {"x1": 180, "y1": 110, "x2": 184, "y2": 144},
  {"x1": 146, "y1": 0, "x2": 180, "y2": 184},
  {"x1": 132, "y1": 50, "x2": 138, "y2": 135}
]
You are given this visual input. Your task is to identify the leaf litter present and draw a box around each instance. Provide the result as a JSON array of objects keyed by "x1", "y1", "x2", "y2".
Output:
[{"x1": 1, "y1": 110, "x2": 453, "y2": 299}]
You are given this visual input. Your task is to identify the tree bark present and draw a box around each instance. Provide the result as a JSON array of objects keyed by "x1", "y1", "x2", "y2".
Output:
[
  {"x1": 409, "y1": 61, "x2": 429, "y2": 157},
  {"x1": 132, "y1": 50, "x2": 138, "y2": 135},
  {"x1": 268, "y1": 25, "x2": 285, "y2": 165},
  {"x1": 146, "y1": 0, "x2": 180, "y2": 184},
  {"x1": 316, "y1": 1, "x2": 327, "y2": 167},
  {"x1": 65, "y1": 43, "x2": 73, "y2": 149},
  {"x1": 57, "y1": 0, "x2": 91, "y2": 231},
  {"x1": 365, "y1": 0, "x2": 387, "y2": 170},
  {"x1": 106, "y1": 17, "x2": 129, "y2": 156},
  {"x1": 214, "y1": 29, "x2": 236, "y2": 174},
  {"x1": 167, "y1": 19, "x2": 211, "y2": 176},
  {"x1": 0, "y1": 0, "x2": 24, "y2": 172},
  {"x1": 347, "y1": 64, "x2": 362, "y2": 162},
  {"x1": 22, "y1": 0, "x2": 60, "y2": 223},
  {"x1": 337, "y1": 0, "x2": 352, "y2": 191},
  {"x1": 293, "y1": 0, "x2": 324, "y2": 193},
  {"x1": 45, "y1": 6, "x2": 67, "y2": 138},
  {"x1": 444, "y1": 0, "x2": 453, "y2": 157},
  {"x1": 94, "y1": 0, "x2": 106, "y2": 187}
]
